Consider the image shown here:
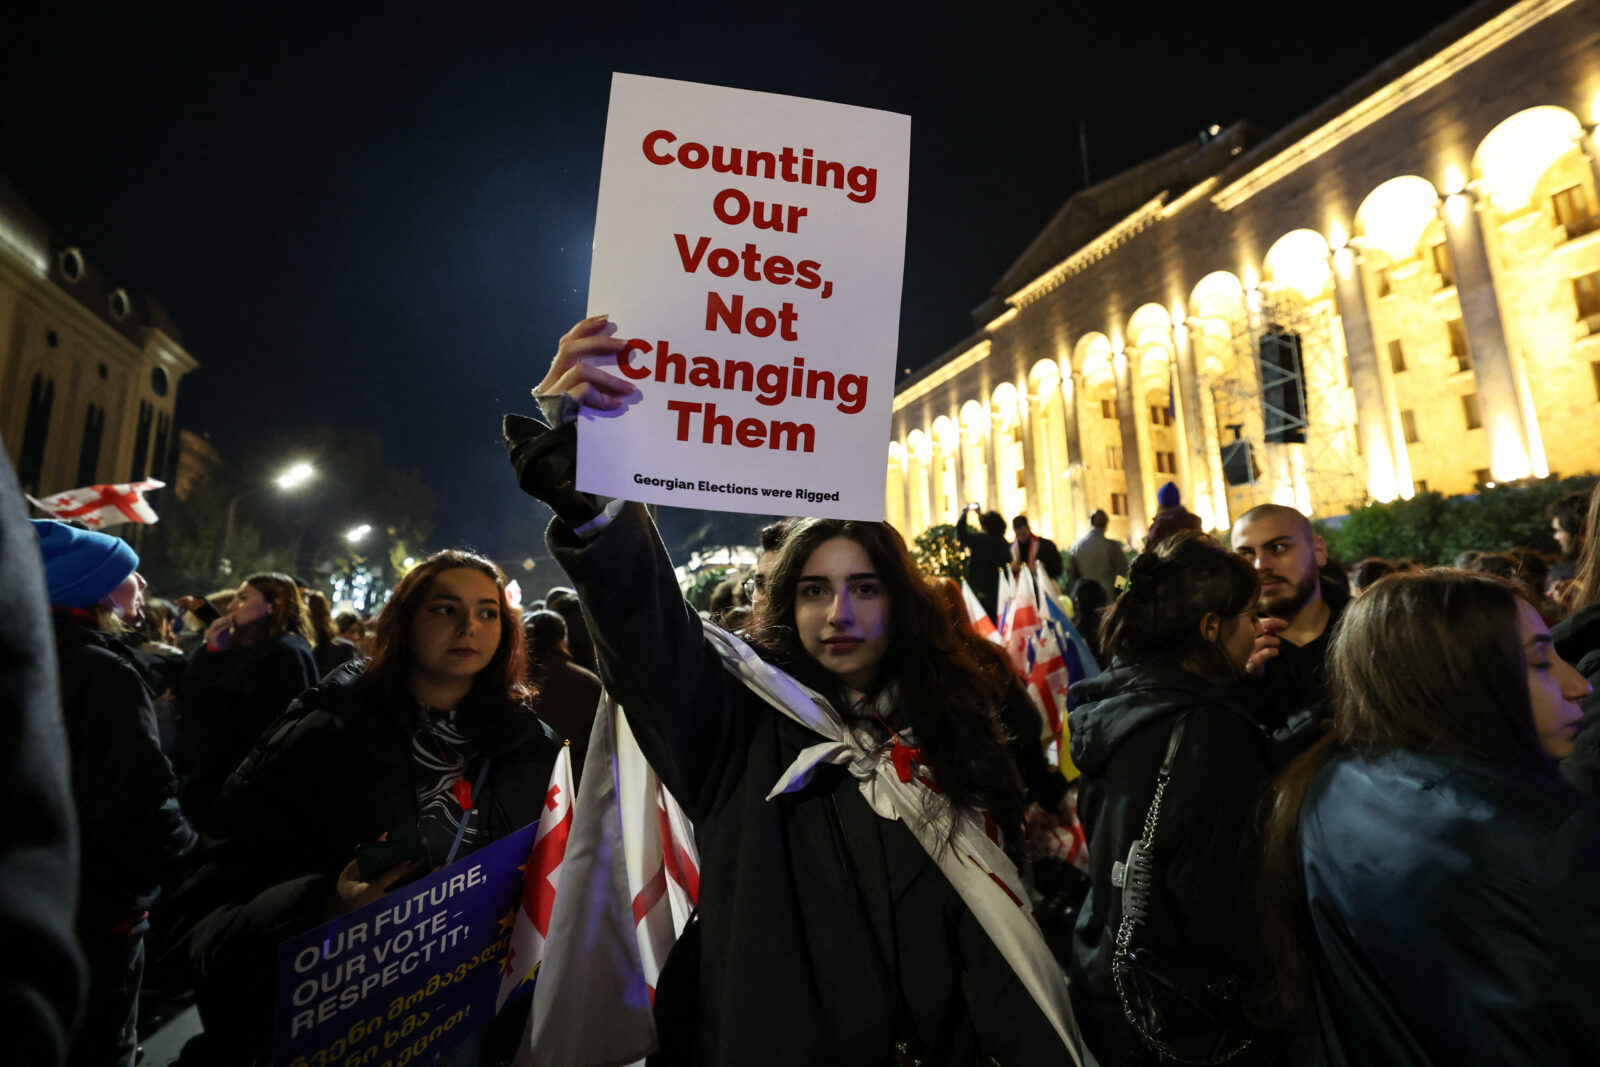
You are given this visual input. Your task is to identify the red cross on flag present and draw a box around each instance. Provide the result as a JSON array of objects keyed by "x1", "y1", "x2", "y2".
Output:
[
  {"x1": 495, "y1": 742, "x2": 575, "y2": 1011},
  {"x1": 960, "y1": 578, "x2": 1002, "y2": 645},
  {"x1": 27, "y1": 480, "x2": 165, "y2": 527},
  {"x1": 1000, "y1": 564, "x2": 1042, "y2": 678}
]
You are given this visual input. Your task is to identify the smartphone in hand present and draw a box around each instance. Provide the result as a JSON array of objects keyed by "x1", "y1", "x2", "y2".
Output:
[{"x1": 354, "y1": 828, "x2": 429, "y2": 882}]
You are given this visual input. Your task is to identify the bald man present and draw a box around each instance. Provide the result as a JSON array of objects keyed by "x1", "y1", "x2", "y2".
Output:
[{"x1": 1231, "y1": 504, "x2": 1349, "y2": 762}]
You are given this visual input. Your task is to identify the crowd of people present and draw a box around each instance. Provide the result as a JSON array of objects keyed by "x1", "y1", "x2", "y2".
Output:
[{"x1": 0, "y1": 315, "x2": 1596, "y2": 1065}]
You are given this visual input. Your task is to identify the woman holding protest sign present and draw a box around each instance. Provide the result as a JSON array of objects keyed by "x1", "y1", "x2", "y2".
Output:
[
  {"x1": 168, "y1": 549, "x2": 558, "y2": 1066},
  {"x1": 501, "y1": 314, "x2": 1090, "y2": 1066}
]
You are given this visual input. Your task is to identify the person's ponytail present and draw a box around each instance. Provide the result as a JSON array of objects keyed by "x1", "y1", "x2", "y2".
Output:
[{"x1": 1098, "y1": 532, "x2": 1257, "y2": 678}]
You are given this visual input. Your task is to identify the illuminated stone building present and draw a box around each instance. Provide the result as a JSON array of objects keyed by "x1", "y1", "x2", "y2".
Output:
[
  {"x1": 888, "y1": 0, "x2": 1600, "y2": 548},
  {"x1": 0, "y1": 176, "x2": 198, "y2": 501}
]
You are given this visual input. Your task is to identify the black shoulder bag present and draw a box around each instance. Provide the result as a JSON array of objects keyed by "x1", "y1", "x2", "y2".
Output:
[{"x1": 1109, "y1": 714, "x2": 1254, "y2": 1064}]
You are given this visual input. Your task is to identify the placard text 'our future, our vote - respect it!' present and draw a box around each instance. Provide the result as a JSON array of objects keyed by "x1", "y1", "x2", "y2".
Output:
[{"x1": 580, "y1": 73, "x2": 910, "y2": 520}]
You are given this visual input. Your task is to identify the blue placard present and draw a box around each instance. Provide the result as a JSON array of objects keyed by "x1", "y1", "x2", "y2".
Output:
[{"x1": 273, "y1": 821, "x2": 538, "y2": 1067}]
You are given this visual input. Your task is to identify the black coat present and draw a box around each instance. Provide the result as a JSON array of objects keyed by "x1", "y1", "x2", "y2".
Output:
[
  {"x1": 1066, "y1": 661, "x2": 1278, "y2": 1064},
  {"x1": 176, "y1": 631, "x2": 318, "y2": 827},
  {"x1": 169, "y1": 662, "x2": 558, "y2": 1056},
  {"x1": 1562, "y1": 647, "x2": 1600, "y2": 798},
  {"x1": 507, "y1": 415, "x2": 1074, "y2": 1066},
  {"x1": 957, "y1": 511, "x2": 1010, "y2": 620},
  {"x1": 1014, "y1": 534, "x2": 1064, "y2": 583},
  {"x1": 1298, "y1": 750, "x2": 1600, "y2": 1064},
  {"x1": 53, "y1": 614, "x2": 195, "y2": 934},
  {"x1": 1552, "y1": 601, "x2": 1600, "y2": 667},
  {"x1": 0, "y1": 454, "x2": 84, "y2": 1065},
  {"x1": 1232, "y1": 577, "x2": 1349, "y2": 766}
]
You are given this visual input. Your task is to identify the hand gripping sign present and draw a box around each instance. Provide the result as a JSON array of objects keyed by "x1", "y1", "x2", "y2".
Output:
[
  {"x1": 579, "y1": 73, "x2": 910, "y2": 520},
  {"x1": 274, "y1": 822, "x2": 537, "y2": 1067}
]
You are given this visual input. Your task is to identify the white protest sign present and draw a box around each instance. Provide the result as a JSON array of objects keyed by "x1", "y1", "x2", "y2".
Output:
[{"x1": 580, "y1": 73, "x2": 910, "y2": 520}]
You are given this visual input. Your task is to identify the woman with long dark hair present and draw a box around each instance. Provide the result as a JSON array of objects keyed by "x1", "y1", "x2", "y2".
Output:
[
  {"x1": 176, "y1": 572, "x2": 318, "y2": 828},
  {"x1": 169, "y1": 550, "x2": 558, "y2": 1065},
  {"x1": 1065, "y1": 531, "x2": 1278, "y2": 1064},
  {"x1": 501, "y1": 315, "x2": 1089, "y2": 1065},
  {"x1": 1257, "y1": 570, "x2": 1597, "y2": 1064}
]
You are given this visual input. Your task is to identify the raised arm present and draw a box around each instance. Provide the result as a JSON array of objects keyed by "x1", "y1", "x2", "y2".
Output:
[{"x1": 503, "y1": 317, "x2": 760, "y2": 821}]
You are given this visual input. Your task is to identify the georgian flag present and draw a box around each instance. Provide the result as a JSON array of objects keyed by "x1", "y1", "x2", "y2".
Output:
[
  {"x1": 1034, "y1": 563, "x2": 1101, "y2": 680},
  {"x1": 995, "y1": 564, "x2": 1017, "y2": 634},
  {"x1": 27, "y1": 480, "x2": 165, "y2": 527},
  {"x1": 959, "y1": 579, "x2": 1002, "y2": 644},
  {"x1": 496, "y1": 743, "x2": 575, "y2": 1012},
  {"x1": 519, "y1": 703, "x2": 701, "y2": 1067},
  {"x1": 1000, "y1": 564, "x2": 1042, "y2": 677}
]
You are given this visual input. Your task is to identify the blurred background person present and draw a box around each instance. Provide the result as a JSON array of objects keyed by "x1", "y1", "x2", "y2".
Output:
[
  {"x1": 1144, "y1": 481, "x2": 1203, "y2": 550},
  {"x1": 957, "y1": 504, "x2": 1011, "y2": 621},
  {"x1": 1548, "y1": 487, "x2": 1592, "y2": 583},
  {"x1": 304, "y1": 589, "x2": 361, "y2": 678},
  {"x1": 1347, "y1": 557, "x2": 1396, "y2": 595},
  {"x1": 1258, "y1": 570, "x2": 1597, "y2": 1063},
  {"x1": 544, "y1": 586, "x2": 595, "y2": 672},
  {"x1": 1068, "y1": 578, "x2": 1110, "y2": 666},
  {"x1": 35, "y1": 520, "x2": 195, "y2": 1067},
  {"x1": 1071, "y1": 508, "x2": 1128, "y2": 602},
  {"x1": 1011, "y1": 514, "x2": 1065, "y2": 591},
  {"x1": 1553, "y1": 487, "x2": 1600, "y2": 796},
  {"x1": 174, "y1": 574, "x2": 317, "y2": 831},
  {"x1": 524, "y1": 608, "x2": 599, "y2": 776}
]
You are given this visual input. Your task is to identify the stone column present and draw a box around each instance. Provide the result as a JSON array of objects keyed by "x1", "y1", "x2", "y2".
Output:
[
  {"x1": 1062, "y1": 371, "x2": 1088, "y2": 539},
  {"x1": 900, "y1": 449, "x2": 912, "y2": 532},
  {"x1": 1331, "y1": 244, "x2": 1407, "y2": 501},
  {"x1": 1579, "y1": 128, "x2": 1600, "y2": 200},
  {"x1": 1172, "y1": 321, "x2": 1220, "y2": 528},
  {"x1": 951, "y1": 423, "x2": 967, "y2": 516},
  {"x1": 1439, "y1": 190, "x2": 1535, "y2": 481},
  {"x1": 1128, "y1": 353, "x2": 1159, "y2": 523},
  {"x1": 1018, "y1": 390, "x2": 1041, "y2": 528},
  {"x1": 983, "y1": 416, "x2": 1001, "y2": 514},
  {"x1": 1113, "y1": 351, "x2": 1150, "y2": 537}
]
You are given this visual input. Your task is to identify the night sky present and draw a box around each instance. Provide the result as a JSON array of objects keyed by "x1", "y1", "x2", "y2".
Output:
[{"x1": 5, "y1": 0, "x2": 1476, "y2": 562}]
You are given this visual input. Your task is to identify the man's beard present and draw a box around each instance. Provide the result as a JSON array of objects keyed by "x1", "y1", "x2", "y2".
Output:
[{"x1": 1261, "y1": 569, "x2": 1319, "y2": 621}]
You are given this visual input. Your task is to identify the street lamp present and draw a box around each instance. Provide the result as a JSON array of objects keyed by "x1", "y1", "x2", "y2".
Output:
[
  {"x1": 213, "y1": 461, "x2": 317, "y2": 577},
  {"x1": 276, "y1": 463, "x2": 315, "y2": 490},
  {"x1": 345, "y1": 524, "x2": 372, "y2": 543}
]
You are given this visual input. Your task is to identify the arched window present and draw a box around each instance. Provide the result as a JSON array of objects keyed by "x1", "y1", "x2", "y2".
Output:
[
  {"x1": 129, "y1": 400, "x2": 153, "y2": 480},
  {"x1": 18, "y1": 374, "x2": 56, "y2": 494},
  {"x1": 76, "y1": 403, "x2": 106, "y2": 486}
]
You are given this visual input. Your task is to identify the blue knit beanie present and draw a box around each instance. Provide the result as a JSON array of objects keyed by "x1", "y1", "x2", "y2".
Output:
[
  {"x1": 1156, "y1": 481, "x2": 1181, "y2": 509},
  {"x1": 31, "y1": 520, "x2": 139, "y2": 609}
]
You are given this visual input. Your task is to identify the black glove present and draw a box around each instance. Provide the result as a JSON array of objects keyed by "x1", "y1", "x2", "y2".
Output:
[{"x1": 502, "y1": 414, "x2": 606, "y2": 530}]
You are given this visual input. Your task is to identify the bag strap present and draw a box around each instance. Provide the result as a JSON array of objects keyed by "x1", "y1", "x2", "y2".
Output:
[
  {"x1": 825, "y1": 794, "x2": 923, "y2": 1067},
  {"x1": 1113, "y1": 713, "x2": 1189, "y2": 950}
]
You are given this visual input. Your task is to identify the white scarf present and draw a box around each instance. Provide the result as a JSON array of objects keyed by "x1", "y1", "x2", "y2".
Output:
[{"x1": 702, "y1": 621, "x2": 1090, "y2": 1065}]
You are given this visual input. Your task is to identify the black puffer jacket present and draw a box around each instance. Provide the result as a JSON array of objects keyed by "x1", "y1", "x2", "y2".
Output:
[
  {"x1": 1066, "y1": 661, "x2": 1278, "y2": 1064},
  {"x1": 169, "y1": 662, "x2": 557, "y2": 1057},
  {"x1": 53, "y1": 613, "x2": 195, "y2": 935}
]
